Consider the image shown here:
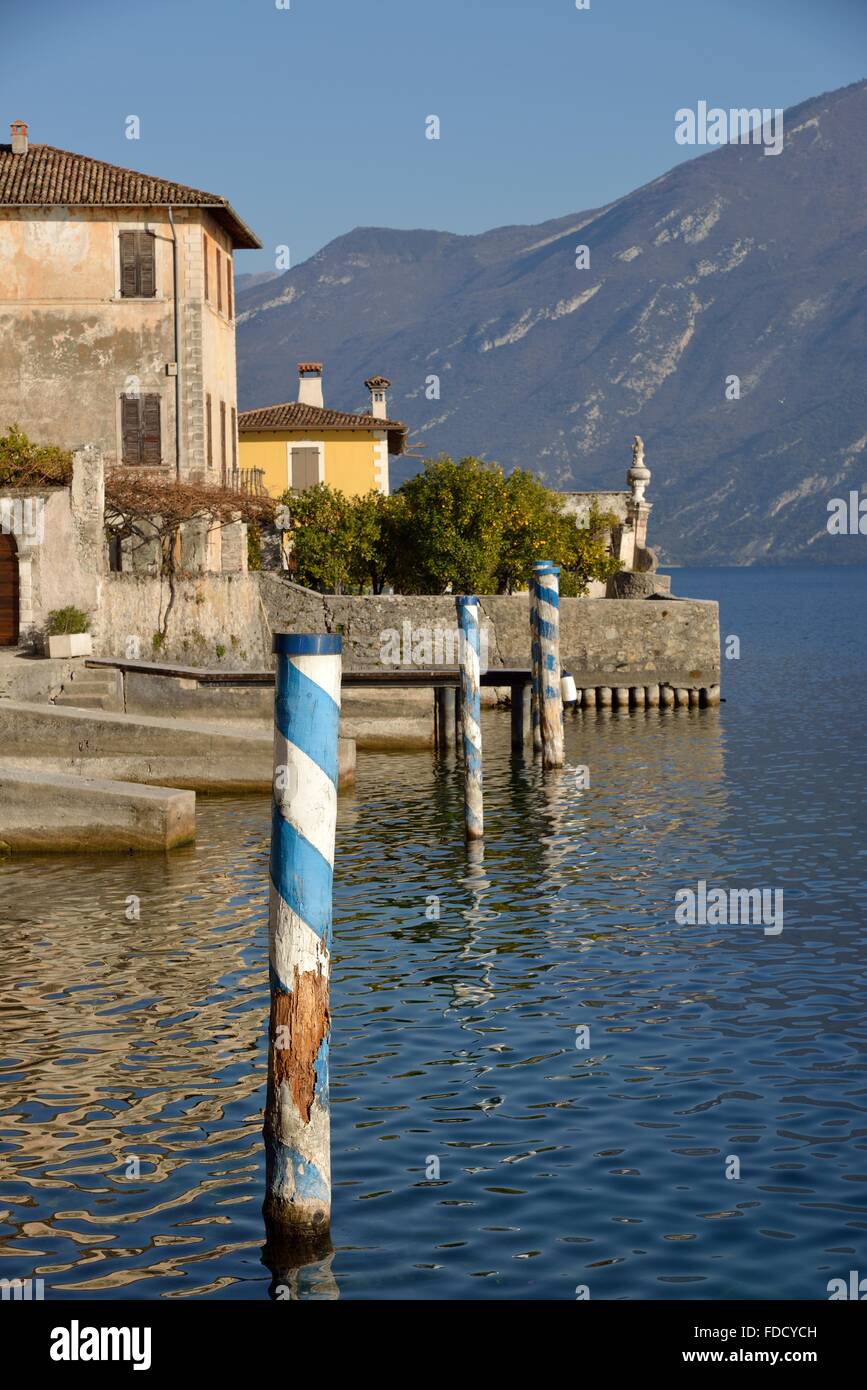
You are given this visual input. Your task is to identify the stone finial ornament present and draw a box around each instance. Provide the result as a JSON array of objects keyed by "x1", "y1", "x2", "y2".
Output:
[{"x1": 627, "y1": 434, "x2": 651, "y2": 501}]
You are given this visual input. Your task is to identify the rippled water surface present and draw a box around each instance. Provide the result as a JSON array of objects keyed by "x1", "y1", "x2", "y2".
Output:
[{"x1": 1, "y1": 566, "x2": 865, "y2": 1299}]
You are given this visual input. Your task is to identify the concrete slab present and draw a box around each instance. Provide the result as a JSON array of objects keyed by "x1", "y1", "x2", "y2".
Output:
[
  {"x1": 0, "y1": 764, "x2": 195, "y2": 852},
  {"x1": 0, "y1": 702, "x2": 356, "y2": 793}
]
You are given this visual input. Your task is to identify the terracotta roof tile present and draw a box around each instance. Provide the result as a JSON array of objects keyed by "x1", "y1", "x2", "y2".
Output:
[
  {"x1": 0, "y1": 143, "x2": 261, "y2": 248},
  {"x1": 238, "y1": 400, "x2": 407, "y2": 454}
]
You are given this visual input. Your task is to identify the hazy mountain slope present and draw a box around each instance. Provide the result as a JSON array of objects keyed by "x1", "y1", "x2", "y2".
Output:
[{"x1": 237, "y1": 80, "x2": 867, "y2": 564}]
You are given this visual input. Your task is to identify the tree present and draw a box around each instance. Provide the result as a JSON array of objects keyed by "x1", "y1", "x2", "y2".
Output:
[
  {"x1": 345, "y1": 490, "x2": 404, "y2": 594},
  {"x1": 496, "y1": 468, "x2": 568, "y2": 594},
  {"x1": 394, "y1": 455, "x2": 507, "y2": 593},
  {"x1": 278, "y1": 483, "x2": 354, "y2": 592}
]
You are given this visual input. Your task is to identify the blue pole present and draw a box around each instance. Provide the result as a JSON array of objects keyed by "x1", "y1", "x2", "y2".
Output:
[
  {"x1": 456, "y1": 596, "x2": 484, "y2": 840},
  {"x1": 264, "y1": 632, "x2": 342, "y2": 1244}
]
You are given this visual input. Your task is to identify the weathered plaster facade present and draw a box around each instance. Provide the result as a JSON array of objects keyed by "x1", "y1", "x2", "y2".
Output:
[
  {"x1": 0, "y1": 129, "x2": 260, "y2": 482},
  {"x1": 0, "y1": 207, "x2": 242, "y2": 481}
]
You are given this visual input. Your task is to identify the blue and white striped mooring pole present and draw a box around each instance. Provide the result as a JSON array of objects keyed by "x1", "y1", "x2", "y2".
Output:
[
  {"x1": 264, "y1": 632, "x2": 342, "y2": 1247},
  {"x1": 456, "y1": 596, "x2": 484, "y2": 840},
  {"x1": 533, "y1": 561, "x2": 565, "y2": 769}
]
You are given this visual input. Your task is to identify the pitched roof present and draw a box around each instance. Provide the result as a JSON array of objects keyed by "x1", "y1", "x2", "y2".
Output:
[
  {"x1": 238, "y1": 400, "x2": 407, "y2": 455},
  {"x1": 0, "y1": 143, "x2": 261, "y2": 248}
]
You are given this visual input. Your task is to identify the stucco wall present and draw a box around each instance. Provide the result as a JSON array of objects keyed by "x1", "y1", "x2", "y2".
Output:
[
  {"x1": 0, "y1": 206, "x2": 237, "y2": 482},
  {"x1": 239, "y1": 429, "x2": 381, "y2": 498}
]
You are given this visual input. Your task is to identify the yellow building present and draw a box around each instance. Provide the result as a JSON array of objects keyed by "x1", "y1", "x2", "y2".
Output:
[{"x1": 238, "y1": 363, "x2": 407, "y2": 498}]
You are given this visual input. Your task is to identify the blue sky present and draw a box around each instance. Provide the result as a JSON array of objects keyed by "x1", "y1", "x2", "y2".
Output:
[{"x1": 3, "y1": 0, "x2": 865, "y2": 271}]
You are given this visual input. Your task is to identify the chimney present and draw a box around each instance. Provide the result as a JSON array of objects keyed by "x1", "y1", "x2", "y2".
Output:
[
  {"x1": 10, "y1": 120, "x2": 29, "y2": 155},
  {"x1": 365, "y1": 375, "x2": 391, "y2": 420},
  {"x1": 298, "y1": 362, "x2": 324, "y2": 409}
]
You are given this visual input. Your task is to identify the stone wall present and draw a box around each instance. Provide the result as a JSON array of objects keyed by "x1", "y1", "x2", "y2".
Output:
[
  {"x1": 95, "y1": 572, "x2": 271, "y2": 669},
  {"x1": 258, "y1": 575, "x2": 721, "y2": 688}
]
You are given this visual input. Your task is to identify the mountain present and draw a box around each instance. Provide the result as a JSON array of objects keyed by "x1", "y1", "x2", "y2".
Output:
[
  {"x1": 236, "y1": 80, "x2": 867, "y2": 565},
  {"x1": 235, "y1": 270, "x2": 281, "y2": 294}
]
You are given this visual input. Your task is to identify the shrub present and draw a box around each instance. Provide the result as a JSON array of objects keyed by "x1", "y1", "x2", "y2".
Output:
[
  {"x1": 0, "y1": 425, "x2": 72, "y2": 489},
  {"x1": 46, "y1": 606, "x2": 90, "y2": 636}
]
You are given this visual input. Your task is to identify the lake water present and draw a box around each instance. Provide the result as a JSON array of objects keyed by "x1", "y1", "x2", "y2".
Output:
[{"x1": 1, "y1": 565, "x2": 865, "y2": 1300}]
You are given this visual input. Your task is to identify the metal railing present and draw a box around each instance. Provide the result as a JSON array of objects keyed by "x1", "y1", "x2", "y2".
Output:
[{"x1": 225, "y1": 466, "x2": 267, "y2": 496}]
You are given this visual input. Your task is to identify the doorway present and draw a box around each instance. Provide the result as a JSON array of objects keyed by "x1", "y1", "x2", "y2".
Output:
[{"x1": 0, "y1": 531, "x2": 20, "y2": 646}]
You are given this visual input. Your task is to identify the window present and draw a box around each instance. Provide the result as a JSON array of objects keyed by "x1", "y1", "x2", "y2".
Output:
[
  {"x1": 206, "y1": 394, "x2": 213, "y2": 469},
  {"x1": 220, "y1": 401, "x2": 227, "y2": 482},
  {"x1": 121, "y1": 394, "x2": 162, "y2": 465},
  {"x1": 226, "y1": 256, "x2": 233, "y2": 319},
  {"x1": 119, "y1": 231, "x2": 156, "y2": 298},
  {"x1": 291, "y1": 447, "x2": 319, "y2": 491},
  {"x1": 108, "y1": 534, "x2": 129, "y2": 572},
  {"x1": 216, "y1": 248, "x2": 223, "y2": 313},
  {"x1": 231, "y1": 406, "x2": 237, "y2": 470},
  {"x1": 203, "y1": 233, "x2": 210, "y2": 301}
]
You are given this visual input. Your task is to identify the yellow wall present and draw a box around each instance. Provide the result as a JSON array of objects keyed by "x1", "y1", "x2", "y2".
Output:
[{"x1": 239, "y1": 429, "x2": 380, "y2": 498}]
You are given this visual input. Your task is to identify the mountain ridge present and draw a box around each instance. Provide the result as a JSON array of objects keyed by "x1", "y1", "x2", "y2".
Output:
[{"x1": 237, "y1": 79, "x2": 867, "y2": 565}]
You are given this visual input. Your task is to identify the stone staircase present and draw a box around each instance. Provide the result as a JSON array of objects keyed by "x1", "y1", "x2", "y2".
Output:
[{"x1": 54, "y1": 667, "x2": 124, "y2": 712}]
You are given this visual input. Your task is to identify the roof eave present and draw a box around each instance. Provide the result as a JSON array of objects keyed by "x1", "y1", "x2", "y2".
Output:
[{"x1": 0, "y1": 197, "x2": 262, "y2": 250}]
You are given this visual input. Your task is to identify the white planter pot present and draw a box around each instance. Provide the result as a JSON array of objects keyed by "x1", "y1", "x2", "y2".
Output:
[{"x1": 48, "y1": 633, "x2": 93, "y2": 659}]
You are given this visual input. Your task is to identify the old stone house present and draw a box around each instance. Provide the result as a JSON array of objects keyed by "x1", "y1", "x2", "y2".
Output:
[
  {"x1": 239, "y1": 362, "x2": 407, "y2": 497},
  {"x1": 0, "y1": 121, "x2": 260, "y2": 482}
]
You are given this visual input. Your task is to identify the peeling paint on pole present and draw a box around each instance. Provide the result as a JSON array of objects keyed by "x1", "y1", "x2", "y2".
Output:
[
  {"x1": 533, "y1": 562, "x2": 565, "y2": 769},
  {"x1": 264, "y1": 632, "x2": 342, "y2": 1244},
  {"x1": 456, "y1": 596, "x2": 483, "y2": 840}
]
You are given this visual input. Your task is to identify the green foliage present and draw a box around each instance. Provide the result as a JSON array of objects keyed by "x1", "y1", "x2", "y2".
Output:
[
  {"x1": 215, "y1": 643, "x2": 226, "y2": 660},
  {"x1": 151, "y1": 631, "x2": 165, "y2": 652},
  {"x1": 246, "y1": 523, "x2": 263, "y2": 572},
  {"x1": 392, "y1": 455, "x2": 507, "y2": 593},
  {"x1": 279, "y1": 458, "x2": 622, "y2": 596},
  {"x1": 278, "y1": 483, "x2": 353, "y2": 592},
  {"x1": 0, "y1": 424, "x2": 72, "y2": 488},
  {"x1": 46, "y1": 606, "x2": 90, "y2": 636}
]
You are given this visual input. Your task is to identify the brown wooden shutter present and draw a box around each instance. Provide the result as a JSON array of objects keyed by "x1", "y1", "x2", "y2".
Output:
[
  {"x1": 291, "y1": 447, "x2": 319, "y2": 490},
  {"x1": 220, "y1": 401, "x2": 227, "y2": 479},
  {"x1": 141, "y1": 394, "x2": 162, "y2": 465},
  {"x1": 231, "y1": 407, "x2": 237, "y2": 469},
  {"x1": 120, "y1": 232, "x2": 155, "y2": 296},
  {"x1": 216, "y1": 249, "x2": 223, "y2": 312},
  {"x1": 120, "y1": 233, "x2": 138, "y2": 298},
  {"x1": 203, "y1": 233, "x2": 209, "y2": 301},
  {"x1": 226, "y1": 257, "x2": 233, "y2": 319},
  {"x1": 137, "y1": 231, "x2": 156, "y2": 297},
  {"x1": 206, "y1": 394, "x2": 213, "y2": 468},
  {"x1": 121, "y1": 393, "x2": 142, "y2": 463}
]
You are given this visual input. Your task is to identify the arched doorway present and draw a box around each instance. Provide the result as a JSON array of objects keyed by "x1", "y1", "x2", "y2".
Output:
[{"x1": 0, "y1": 531, "x2": 20, "y2": 646}]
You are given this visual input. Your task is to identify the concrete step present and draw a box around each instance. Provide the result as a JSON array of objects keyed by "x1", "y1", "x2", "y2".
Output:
[
  {"x1": 61, "y1": 681, "x2": 116, "y2": 695},
  {"x1": 55, "y1": 693, "x2": 110, "y2": 709}
]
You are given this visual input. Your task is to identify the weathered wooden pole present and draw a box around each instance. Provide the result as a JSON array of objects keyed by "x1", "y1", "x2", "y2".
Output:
[
  {"x1": 510, "y1": 679, "x2": 531, "y2": 749},
  {"x1": 533, "y1": 562, "x2": 565, "y2": 768},
  {"x1": 264, "y1": 632, "x2": 342, "y2": 1250},
  {"x1": 456, "y1": 596, "x2": 484, "y2": 839},
  {"x1": 528, "y1": 572, "x2": 543, "y2": 754},
  {"x1": 435, "y1": 685, "x2": 456, "y2": 749}
]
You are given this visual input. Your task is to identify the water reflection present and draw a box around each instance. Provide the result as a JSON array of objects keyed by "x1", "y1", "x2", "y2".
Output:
[{"x1": 1, "y1": 579, "x2": 865, "y2": 1301}]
